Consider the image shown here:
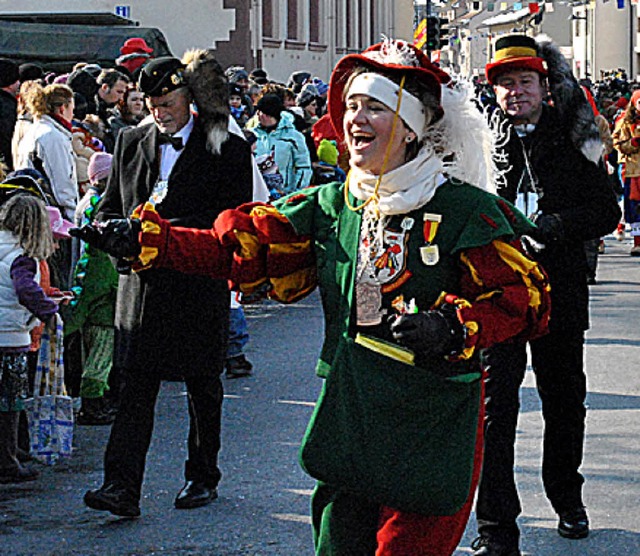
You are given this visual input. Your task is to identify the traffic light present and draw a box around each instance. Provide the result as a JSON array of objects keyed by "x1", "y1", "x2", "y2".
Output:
[
  {"x1": 426, "y1": 16, "x2": 440, "y2": 51},
  {"x1": 439, "y1": 18, "x2": 450, "y2": 47}
]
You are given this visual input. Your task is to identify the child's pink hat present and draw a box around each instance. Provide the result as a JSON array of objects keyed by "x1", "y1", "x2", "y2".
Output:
[{"x1": 46, "y1": 206, "x2": 73, "y2": 239}]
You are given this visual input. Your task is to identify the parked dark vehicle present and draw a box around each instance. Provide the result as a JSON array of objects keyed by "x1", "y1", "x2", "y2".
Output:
[{"x1": 0, "y1": 13, "x2": 172, "y2": 73}]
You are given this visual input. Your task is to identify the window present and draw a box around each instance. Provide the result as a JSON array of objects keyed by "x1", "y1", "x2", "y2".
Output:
[
  {"x1": 310, "y1": 0, "x2": 321, "y2": 43},
  {"x1": 263, "y1": 0, "x2": 277, "y2": 39},
  {"x1": 288, "y1": 0, "x2": 299, "y2": 40}
]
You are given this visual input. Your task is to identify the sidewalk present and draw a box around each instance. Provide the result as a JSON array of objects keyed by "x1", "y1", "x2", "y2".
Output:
[{"x1": 456, "y1": 235, "x2": 640, "y2": 556}]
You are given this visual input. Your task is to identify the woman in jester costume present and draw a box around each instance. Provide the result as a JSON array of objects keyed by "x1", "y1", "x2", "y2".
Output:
[{"x1": 74, "y1": 39, "x2": 551, "y2": 555}]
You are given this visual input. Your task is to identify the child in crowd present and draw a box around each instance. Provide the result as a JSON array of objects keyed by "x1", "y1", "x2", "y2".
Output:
[
  {"x1": 66, "y1": 153, "x2": 118, "y2": 425},
  {"x1": 0, "y1": 195, "x2": 59, "y2": 483},
  {"x1": 229, "y1": 83, "x2": 249, "y2": 128},
  {"x1": 312, "y1": 138, "x2": 346, "y2": 185}
]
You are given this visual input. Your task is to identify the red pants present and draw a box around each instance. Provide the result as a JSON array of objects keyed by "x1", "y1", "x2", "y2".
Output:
[{"x1": 375, "y1": 381, "x2": 485, "y2": 556}]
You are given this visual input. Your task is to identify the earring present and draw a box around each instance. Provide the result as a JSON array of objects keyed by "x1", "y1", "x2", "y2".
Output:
[{"x1": 405, "y1": 135, "x2": 415, "y2": 143}]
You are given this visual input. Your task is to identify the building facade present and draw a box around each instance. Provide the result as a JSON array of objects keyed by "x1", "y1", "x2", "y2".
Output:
[{"x1": 7, "y1": 0, "x2": 413, "y2": 82}]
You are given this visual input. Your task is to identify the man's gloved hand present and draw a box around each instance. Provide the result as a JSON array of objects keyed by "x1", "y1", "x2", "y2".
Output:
[
  {"x1": 389, "y1": 303, "x2": 465, "y2": 359},
  {"x1": 529, "y1": 213, "x2": 564, "y2": 244},
  {"x1": 70, "y1": 219, "x2": 142, "y2": 259}
]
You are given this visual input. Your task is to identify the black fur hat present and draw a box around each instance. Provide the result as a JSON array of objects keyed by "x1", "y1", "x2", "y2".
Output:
[{"x1": 182, "y1": 49, "x2": 230, "y2": 155}]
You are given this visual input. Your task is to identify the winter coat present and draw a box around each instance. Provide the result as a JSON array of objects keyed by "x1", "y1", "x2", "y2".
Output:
[
  {"x1": 0, "y1": 232, "x2": 37, "y2": 347},
  {"x1": 495, "y1": 104, "x2": 621, "y2": 332},
  {"x1": 253, "y1": 111, "x2": 312, "y2": 195},
  {"x1": 15, "y1": 114, "x2": 78, "y2": 220},
  {"x1": 612, "y1": 117, "x2": 640, "y2": 178},
  {"x1": 96, "y1": 118, "x2": 253, "y2": 378},
  {"x1": 0, "y1": 90, "x2": 17, "y2": 171},
  {"x1": 0, "y1": 231, "x2": 56, "y2": 348}
]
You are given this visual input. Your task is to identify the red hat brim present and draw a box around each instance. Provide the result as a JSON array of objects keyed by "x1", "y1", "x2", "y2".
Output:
[
  {"x1": 120, "y1": 39, "x2": 154, "y2": 56},
  {"x1": 485, "y1": 56, "x2": 547, "y2": 85},
  {"x1": 328, "y1": 43, "x2": 451, "y2": 141}
]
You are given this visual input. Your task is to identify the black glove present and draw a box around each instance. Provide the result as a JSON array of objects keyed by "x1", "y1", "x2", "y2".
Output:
[
  {"x1": 529, "y1": 213, "x2": 564, "y2": 244},
  {"x1": 70, "y1": 219, "x2": 142, "y2": 259},
  {"x1": 389, "y1": 303, "x2": 465, "y2": 359}
]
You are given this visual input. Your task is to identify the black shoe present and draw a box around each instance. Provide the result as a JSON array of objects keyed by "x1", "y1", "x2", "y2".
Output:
[
  {"x1": 225, "y1": 354, "x2": 253, "y2": 379},
  {"x1": 77, "y1": 398, "x2": 116, "y2": 426},
  {"x1": 16, "y1": 447, "x2": 33, "y2": 463},
  {"x1": 84, "y1": 483, "x2": 140, "y2": 517},
  {"x1": 174, "y1": 481, "x2": 218, "y2": 509},
  {"x1": 0, "y1": 464, "x2": 39, "y2": 484},
  {"x1": 558, "y1": 507, "x2": 589, "y2": 539},
  {"x1": 471, "y1": 536, "x2": 521, "y2": 556}
]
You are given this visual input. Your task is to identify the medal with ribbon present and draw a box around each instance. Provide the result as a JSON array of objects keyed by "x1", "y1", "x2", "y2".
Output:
[{"x1": 420, "y1": 212, "x2": 442, "y2": 266}]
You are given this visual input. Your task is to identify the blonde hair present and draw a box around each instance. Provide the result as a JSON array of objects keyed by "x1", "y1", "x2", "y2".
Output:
[
  {"x1": 27, "y1": 83, "x2": 74, "y2": 119},
  {"x1": 0, "y1": 195, "x2": 54, "y2": 259},
  {"x1": 17, "y1": 80, "x2": 43, "y2": 117}
]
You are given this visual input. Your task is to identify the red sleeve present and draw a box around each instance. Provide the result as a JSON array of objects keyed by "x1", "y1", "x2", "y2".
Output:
[
  {"x1": 444, "y1": 239, "x2": 550, "y2": 359},
  {"x1": 136, "y1": 201, "x2": 316, "y2": 303}
]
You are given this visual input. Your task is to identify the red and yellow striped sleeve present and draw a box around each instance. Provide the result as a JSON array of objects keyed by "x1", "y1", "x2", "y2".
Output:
[
  {"x1": 436, "y1": 238, "x2": 551, "y2": 361},
  {"x1": 454, "y1": 238, "x2": 551, "y2": 356},
  {"x1": 135, "y1": 202, "x2": 317, "y2": 303}
]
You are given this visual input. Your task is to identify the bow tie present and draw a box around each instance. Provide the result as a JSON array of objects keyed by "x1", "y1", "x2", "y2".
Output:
[{"x1": 158, "y1": 133, "x2": 183, "y2": 150}]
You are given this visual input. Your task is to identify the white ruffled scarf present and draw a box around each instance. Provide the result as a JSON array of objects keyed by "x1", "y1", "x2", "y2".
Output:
[
  {"x1": 349, "y1": 147, "x2": 446, "y2": 271},
  {"x1": 348, "y1": 146, "x2": 444, "y2": 216}
]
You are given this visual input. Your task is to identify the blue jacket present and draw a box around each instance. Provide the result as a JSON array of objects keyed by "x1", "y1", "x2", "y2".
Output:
[{"x1": 254, "y1": 111, "x2": 312, "y2": 195}]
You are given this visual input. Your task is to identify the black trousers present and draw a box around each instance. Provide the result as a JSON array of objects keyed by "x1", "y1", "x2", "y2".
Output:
[
  {"x1": 102, "y1": 369, "x2": 223, "y2": 500},
  {"x1": 476, "y1": 330, "x2": 586, "y2": 544}
]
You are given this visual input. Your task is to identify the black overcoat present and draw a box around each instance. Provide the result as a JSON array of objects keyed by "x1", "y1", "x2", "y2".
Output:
[
  {"x1": 496, "y1": 104, "x2": 621, "y2": 332},
  {"x1": 96, "y1": 119, "x2": 253, "y2": 378}
]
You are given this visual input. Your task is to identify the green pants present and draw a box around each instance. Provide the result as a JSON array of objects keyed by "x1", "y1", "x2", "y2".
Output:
[
  {"x1": 312, "y1": 482, "x2": 379, "y2": 555},
  {"x1": 79, "y1": 325, "x2": 114, "y2": 398}
]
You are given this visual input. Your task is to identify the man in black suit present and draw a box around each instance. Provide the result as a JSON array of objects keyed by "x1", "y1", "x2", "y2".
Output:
[{"x1": 81, "y1": 57, "x2": 253, "y2": 517}]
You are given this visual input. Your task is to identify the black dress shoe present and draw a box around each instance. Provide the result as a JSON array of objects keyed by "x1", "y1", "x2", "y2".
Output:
[
  {"x1": 174, "y1": 481, "x2": 218, "y2": 509},
  {"x1": 225, "y1": 355, "x2": 253, "y2": 379},
  {"x1": 84, "y1": 483, "x2": 140, "y2": 517},
  {"x1": 471, "y1": 536, "x2": 521, "y2": 556},
  {"x1": 558, "y1": 507, "x2": 589, "y2": 539}
]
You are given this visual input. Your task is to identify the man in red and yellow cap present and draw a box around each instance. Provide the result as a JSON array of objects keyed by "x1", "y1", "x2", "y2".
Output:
[{"x1": 471, "y1": 35, "x2": 621, "y2": 556}]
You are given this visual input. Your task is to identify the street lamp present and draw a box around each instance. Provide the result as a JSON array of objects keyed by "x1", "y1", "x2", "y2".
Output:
[{"x1": 570, "y1": 13, "x2": 588, "y2": 79}]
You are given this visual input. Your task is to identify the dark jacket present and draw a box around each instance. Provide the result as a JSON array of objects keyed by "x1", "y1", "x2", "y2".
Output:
[
  {"x1": 0, "y1": 89, "x2": 17, "y2": 170},
  {"x1": 495, "y1": 104, "x2": 621, "y2": 332},
  {"x1": 96, "y1": 119, "x2": 253, "y2": 377}
]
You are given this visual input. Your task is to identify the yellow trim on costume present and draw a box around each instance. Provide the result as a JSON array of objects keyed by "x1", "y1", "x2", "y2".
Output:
[
  {"x1": 136, "y1": 215, "x2": 162, "y2": 268},
  {"x1": 250, "y1": 204, "x2": 290, "y2": 221},
  {"x1": 239, "y1": 276, "x2": 269, "y2": 292},
  {"x1": 235, "y1": 230, "x2": 261, "y2": 259},
  {"x1": 455, "y1": 319, "x2": 479, "y2": 361},
  {"x1": 270, "y1": 267, "x2": 317, "y2": 303},
  {"x1": 493, "y1": 240, "x2": 549, "y2": 311},
  {"x1": 269, "y1": 239, "x2": 313, "y2": 256},
  {"x1": 459, "y1": 252, "x2": 484, "y2": 288},
  {"x1": 494, "y1": 46, "x2": 538, "y2": 61}
]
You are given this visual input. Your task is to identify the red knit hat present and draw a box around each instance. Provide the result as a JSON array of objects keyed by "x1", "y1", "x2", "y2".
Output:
[{"x1": 328, "y1": 39, "x2": 451, "y2": 141}]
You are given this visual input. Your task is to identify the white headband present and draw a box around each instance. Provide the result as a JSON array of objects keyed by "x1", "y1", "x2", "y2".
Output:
[{"x1": 346, "y1": 73, "x2": 427, "y2": 136}]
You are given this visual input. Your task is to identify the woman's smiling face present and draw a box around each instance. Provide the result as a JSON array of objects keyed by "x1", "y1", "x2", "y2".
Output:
[{"x1": 343, "y1": 94, "x2": 409, "y2": 175}]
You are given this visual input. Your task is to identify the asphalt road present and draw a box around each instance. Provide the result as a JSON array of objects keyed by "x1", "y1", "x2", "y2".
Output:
[{"x1": 1, "y1": 235, "x2": 639, "y2": 555}]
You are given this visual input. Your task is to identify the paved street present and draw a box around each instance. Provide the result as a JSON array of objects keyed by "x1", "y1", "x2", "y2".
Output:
[{"x1": 1, "y1": 234, "x2": 639, "y2": 555}]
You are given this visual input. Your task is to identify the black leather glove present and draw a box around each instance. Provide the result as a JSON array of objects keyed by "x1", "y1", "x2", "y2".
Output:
[
  {"x1": 530, "y1": 213, "x2": 564, "y2": 244},
  {"x1": 389, "y1": 303, "x2": 465, "y2": 359},
  {"x1": 70, "y1": 219, "x2": 142, "y2": 259}
]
